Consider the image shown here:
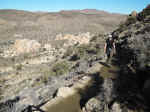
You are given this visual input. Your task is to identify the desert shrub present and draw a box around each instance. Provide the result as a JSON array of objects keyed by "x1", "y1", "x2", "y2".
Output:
[
  {"x1": 118, "y1": 24, "x2": 126, "y2": 32},
  {"x1": 63, "y1": 44, "x2": 89, "y2": 60},
  {"x1": 143, "y1": 4, "x2": 150, "y2": 15},
  {"x1": 51, "y1": 60, "x2": 70, "y2": 75},
  {"x1": 118, "y1": 21, "x2": 128, "y2": 33},
  {"x1": 15, "y1": 64, "x2": 22, "y2": 71},
  {"x1": 40, "y1": 72, "x2": 52, "y2": 84},
  {"x1": 63, "y1": 46, "x2": 74, "y2": 58},
  {"x1": 63, "y1": 34, "x2": 105, "y2": 61},
  {"x1": 35, "y1": 61, "x2": 70, "y2": 85},
  {"x1": 23, "y1": 53, "x2": 31, "y2": 59},
  {"x1": 125, "y1": 16, "x2": 137, "y2": 26},
  {"x1": 76, "y1": 45, "x2": 89, "y2": 58},
  {"x1": 90, "y1": 34, "x2": 103, "y2": 42},
  {"x1": 138, "y1": 4, "x2": 150, "y2": 21},
  {"x1": 117, "y1": 16, "x2": 137, "y2": 33}
]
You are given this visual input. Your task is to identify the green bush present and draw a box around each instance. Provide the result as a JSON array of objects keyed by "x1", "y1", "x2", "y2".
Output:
[
  {"x1": 15, "y1": 64, "x2": 22, "y2": 71},
  {"x1": 138, "y1": 4, "x2": 150, "y2": 21},
  {"x1": 63, "y1": 46, "x2": 74, "y2": 58},
  {"x1": 34, "y1": 61, "x2": 70, "y2": 85},
  {"x1": 117, "y1": 16, "x2": 137, "y2": 32},
  {"x1": 125, "y1": 16, "x2": 137, "y2": 26},
  {"x1": 76, "y1": 45, "x2": 88, "y2": 58},
  {"x1": 141, "y1": 4, "x2": 150, "y2": 16},
  {"x1": 51, "y1": 61, "x2": 70, "y2": 75}
]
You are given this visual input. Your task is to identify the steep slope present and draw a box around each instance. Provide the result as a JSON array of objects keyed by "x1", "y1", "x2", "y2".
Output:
[{"x1": 109, "y1": 4, "x2": 150, "y2": 111}]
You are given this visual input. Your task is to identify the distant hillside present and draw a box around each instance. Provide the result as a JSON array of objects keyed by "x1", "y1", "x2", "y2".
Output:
[{"x1": 0, "y1": 9, "x2": 126, "y2": 42}]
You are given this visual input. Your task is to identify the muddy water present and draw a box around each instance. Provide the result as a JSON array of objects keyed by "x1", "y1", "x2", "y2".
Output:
[
  {"x1": 45, "y1": 93, "x2": 82, "y2": 112},
  {"x1": 42, "y1": 62, "x2": 120, "y2": 112},
  {"x1": 41, "y1": 76, "x2": 94, "y2": 112},
  {"x1": 99, "y1": 62, "x2": 120, "y2": 79}
]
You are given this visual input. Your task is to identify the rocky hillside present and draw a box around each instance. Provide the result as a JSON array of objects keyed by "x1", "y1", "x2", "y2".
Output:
[
  {"x1": 113, "y1": 4, "x2": 150, "y2": 72},
  {"x1": 0, "y1": 5, "x2": 150, "y2": 112},
  {"x1": 109, "y1": 4, "x2": 150, "y2": 111},
  {"x1": 0, "y1": 9, "x2": 126, "y2": 43}
]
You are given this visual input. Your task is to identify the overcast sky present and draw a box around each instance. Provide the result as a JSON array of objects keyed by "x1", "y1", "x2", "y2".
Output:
[{"x1": 0, "y1": 0, "x2": 149, "y2": 14}]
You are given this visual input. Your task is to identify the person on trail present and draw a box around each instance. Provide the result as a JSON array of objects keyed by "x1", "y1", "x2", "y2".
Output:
[{"x1": 104, "y1": 34, "x2": 116, "y2": 62}]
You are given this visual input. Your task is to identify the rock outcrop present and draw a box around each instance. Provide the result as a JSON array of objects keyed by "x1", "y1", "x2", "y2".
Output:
[
  {"x1": 130, "y1": 11, "x2": 138, "y2": 17},
  {"x1": 13, "y1": 39, "x2": 41, "y2": 54},
  {"x1": 55, "y1": 32, "x2": 92, "y2": 47}
]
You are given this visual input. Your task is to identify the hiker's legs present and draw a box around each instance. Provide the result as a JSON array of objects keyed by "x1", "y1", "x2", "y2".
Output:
[
  {"x1": 106, "y1": 50, "x2": 110, "y2": 62},
  {"x1": 110, "y1": 50, "x2": 114, "y2": 59}
]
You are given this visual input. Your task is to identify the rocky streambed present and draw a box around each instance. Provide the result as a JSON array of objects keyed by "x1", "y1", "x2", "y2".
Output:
[{"x1": 40, "y1": 61, "x2": 120, "y2": 112}]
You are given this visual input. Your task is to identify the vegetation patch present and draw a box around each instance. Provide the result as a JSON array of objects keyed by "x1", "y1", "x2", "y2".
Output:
[
  {"x1": 15, "y1": 64, "x2": 23, "y2": 71},
  {"x1": 34, "y1": 60, "x2": 70, "y2": 85},
  {"x1": 63, "y1": 35, "x2": 105, "y2": 61},
  {"x1": 51, "y1": 60, "x2": 70, "y2": 76}
]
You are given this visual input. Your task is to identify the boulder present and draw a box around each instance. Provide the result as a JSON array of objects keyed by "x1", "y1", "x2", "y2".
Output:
[
  {"x1": 55, "y1": 32, "x2": 91, "y2": 47},
  {"x1": 57, "y1": 87, "x2": 76, "y2": 98},
  {"x1": 111, "y1": 102, "x2": 122, "y2": 112},
  {"x1": 84, "y1": 98, "x2": 103, "y2": 112},
  {"x1": 130, "y1": 11, "x2": 137, "y2": 17},
  {"x1": 13, "y1": 39, "x2": 41, "y2": 54}
]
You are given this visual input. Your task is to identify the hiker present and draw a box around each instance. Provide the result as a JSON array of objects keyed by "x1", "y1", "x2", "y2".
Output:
[{"x1": 104, "y1": 34, "x2": 116, "y2": 62}]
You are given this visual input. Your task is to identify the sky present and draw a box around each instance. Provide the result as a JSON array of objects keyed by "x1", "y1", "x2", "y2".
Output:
[{"x1": 0, "y1": 0, "x2": 149, "y2": 14}]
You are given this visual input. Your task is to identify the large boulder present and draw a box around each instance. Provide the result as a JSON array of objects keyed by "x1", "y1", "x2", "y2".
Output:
[
  {"x1": 56, "y1": 87, "x2": 76, "y2": 98},
  {"x1": 130, "y1": 11, "x2": 137, "y2": 17},
  {"x1": 13, "y1": 39, "x2": 41, "y2": 54}
]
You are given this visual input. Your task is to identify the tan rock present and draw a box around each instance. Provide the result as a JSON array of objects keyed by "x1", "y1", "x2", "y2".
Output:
[
  {"x1": 13, "y1": 39, "x2": 41, "y2": 54},
  {"x1": 44, "y1": 44, "x2": 52, "y2": 51},
  {"x1": 57, "y1": 87, "x2": 77, "y2": 98},
  {"x1": 130, "y1": 11, "x2": 137, "y2": 17},
  {"x1": 55, "y1": 32, "x2": 91, "y2": 46}
]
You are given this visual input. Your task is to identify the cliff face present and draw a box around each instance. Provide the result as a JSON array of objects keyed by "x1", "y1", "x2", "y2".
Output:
[
  {"x1": 111, "y1": 4, "x2": 150, "y2": 110},
  {"x1": 113, "y1": 4, "x2": 150, "y2": 70}
]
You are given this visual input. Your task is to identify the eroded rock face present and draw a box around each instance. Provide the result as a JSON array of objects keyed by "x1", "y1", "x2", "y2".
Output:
[
  {"x1": 55, "y1": 32, "x2": 92, "y2": 46},
  {"x1": 13, "y1": 39, "x2": 41, "y2": 54}
]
